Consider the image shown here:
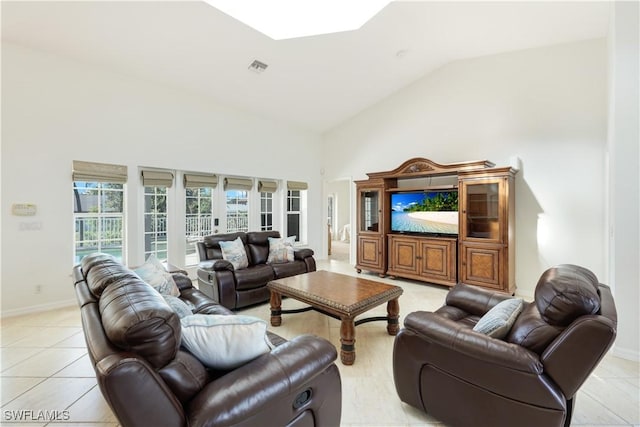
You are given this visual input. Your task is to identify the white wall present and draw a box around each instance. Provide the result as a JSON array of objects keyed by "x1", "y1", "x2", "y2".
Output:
[
  {"x1": 1, "y1": 42, "x2": 323, "y2": 315},
  {"x1": 325, "y1": 39, "x2": 608, "y2": 289},
  {"x1": 325, "y1": 39, "x2": 608, "y2": 298},
  {"x1": 607, "y1": 1, "x2": 639, "y2": 361}
]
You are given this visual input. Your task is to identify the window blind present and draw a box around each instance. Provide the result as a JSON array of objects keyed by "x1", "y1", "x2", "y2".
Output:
[
  {"x1": 72, "y1": 160, "x2": 127, "y2": 183},
  {"x1": 287, "y1": 181, "x2": 308, "y2": 190},
  {"x1": 141, "y1": 170, "x2": 174, "y2": 187},
  {"x1": 184, "y1": 173, "x2": 218, "y2": 188},
  {"x1": 224, "y1": 177, "x2": 253, "y2": 191},
  {"x1": 258, "y1": 180, "x2": 278, "y2": 193}
]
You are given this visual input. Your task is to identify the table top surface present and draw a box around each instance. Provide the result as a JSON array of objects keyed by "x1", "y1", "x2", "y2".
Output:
[{"x1": 268, "y1": 270, "x2": 403, "y2": 316}]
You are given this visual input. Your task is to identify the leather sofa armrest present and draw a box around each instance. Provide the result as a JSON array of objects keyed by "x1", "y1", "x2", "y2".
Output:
[
  {"x1": 293, "y1": 248, "x2": 314, "y2": 260},
  {"x1": 187, "y1": 335, "x2": 338, "y2": 426},
  {"x1": 172, "y1": 274, "x2": 194, "y2": 292},
  {"x1": 198, "y1": 260, "x2": 234, "y2": 272},
  {"x1": 404, "y1": 311, "x2": 542, "y2": 374}
]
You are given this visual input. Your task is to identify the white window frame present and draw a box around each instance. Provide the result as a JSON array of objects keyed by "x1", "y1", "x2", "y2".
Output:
[
  {"x1": 260, "y1": 191, "x2": 274, "y2": 231},
  {"x1": 185, "y1": 186, "x2": 215, "y2": 265},
  {"x1": 286, "y1": 189, "x2": 307, "y2": 244},
  {"x1": 143, "y1": 184, "x2": 169, "y2": 261},
  {"x1": 225, "y1": 189, "x2": 250, "y2": 233},
  {"x1": 73, "y1": 181, "x2": 126, "y2": 263}
]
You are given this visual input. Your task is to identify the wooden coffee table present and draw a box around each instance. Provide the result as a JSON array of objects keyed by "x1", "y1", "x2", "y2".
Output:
[{"x1": 267, "y1": 270, "x2": 403, "y2": 365}]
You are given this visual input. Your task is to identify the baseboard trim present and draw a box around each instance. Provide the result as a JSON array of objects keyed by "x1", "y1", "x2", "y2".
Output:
[{"x1": 1, "y1": 299, "x2": 77, "y2": 319}]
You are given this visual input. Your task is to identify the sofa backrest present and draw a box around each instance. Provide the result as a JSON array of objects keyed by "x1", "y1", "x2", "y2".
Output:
[
  {"x1": 247, "y1": 230, "x2": 281, "y2": 265},
  {"x1": 197, "y1": 232, "x2": 247, "y2": 261},
  {"x1": 82, "y1": 255, "x2": 182, "y2": 368},
  {"x1": 507, "y1": 264, "x2": 609, "y2": 355},
  {"x1": 197, "y1": 231, "x2": 283, "y2": 266}
]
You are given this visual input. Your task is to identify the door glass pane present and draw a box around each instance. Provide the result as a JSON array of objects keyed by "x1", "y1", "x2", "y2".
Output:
[
  {"x1": 465, "y1": 183, "x2": 499, "y2": 239},
  {"x1": 360, "y1": 191, "x2": 379, "y2": 232}
]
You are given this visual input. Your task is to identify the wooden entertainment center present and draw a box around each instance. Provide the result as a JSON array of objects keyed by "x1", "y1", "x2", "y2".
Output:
[{"x1": 355, "y1": 158, "x2": 517, "y2": 294}]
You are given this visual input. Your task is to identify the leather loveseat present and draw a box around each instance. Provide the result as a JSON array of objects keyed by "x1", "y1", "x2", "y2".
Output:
[
  {"x1": 196, "y1": 231, "x2": 316, "y2": 310},
  {"x1": 72, "y1": 253, "x2": 341, "y2": 427},
  {"x1": 393, "y1": 264, "x2": 617, "y2": 427}
]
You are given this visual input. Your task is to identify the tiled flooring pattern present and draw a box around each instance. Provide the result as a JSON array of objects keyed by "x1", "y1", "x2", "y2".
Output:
[{"x1": 1, "y1": 259, "x2": 638, "y2": 426}]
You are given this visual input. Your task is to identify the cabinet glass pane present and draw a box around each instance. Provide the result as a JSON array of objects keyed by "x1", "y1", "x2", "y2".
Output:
[
  {"x1": 360, "y1": 191, "x2": 379, "y2": 232},
  {"x1": 465, "y1": 183, "x2": 499, "y2": 239}
]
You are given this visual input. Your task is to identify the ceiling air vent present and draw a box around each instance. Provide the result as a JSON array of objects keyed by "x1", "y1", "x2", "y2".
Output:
[{"x1": 248, "y1": 60, "x2": 268, "y2": 74}]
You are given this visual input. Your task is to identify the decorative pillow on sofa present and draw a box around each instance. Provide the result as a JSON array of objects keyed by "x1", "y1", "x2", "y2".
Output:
[
  {"x1": 180, "y1": 314, "x2": 273, "y2": 369},
  {"x1": 162, "y1": 295, "x2": 193, "y2": 318},
  {"x1": 133, "y1": 254, "x2": 180, "y2": 297},
  {"x1": 219, "y1": 237, "x2": 249, "y2": 270},
  {"x1": 267, "y1": 236, "x2": 296, "y2": 264},
  {"x1": 473, "y1": 298, "x2": 524, "y2": 339}
]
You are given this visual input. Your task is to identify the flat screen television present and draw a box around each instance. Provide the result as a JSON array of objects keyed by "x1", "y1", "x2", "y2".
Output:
[{"x1": 390, "y1": 190, "x2": 459, "y2": 236}]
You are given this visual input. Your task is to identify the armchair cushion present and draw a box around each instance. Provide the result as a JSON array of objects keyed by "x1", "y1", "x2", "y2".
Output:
[
  {"x1": 219, "y1": 237, "x2": 249, "y2": 270},
  {"x1": 234, "y1": 264, "x2": 275, "y2": 290},
  {"x1": 180, "y1": 314, "x2": 272, "y2": 369},
  {"x1": 472, "y1": 298, "x2": 524, "y2": 339}
]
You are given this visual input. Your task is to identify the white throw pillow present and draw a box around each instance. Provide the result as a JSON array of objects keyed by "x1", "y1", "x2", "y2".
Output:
[
  {"x1": 267, "y1": 236, "x2": 296, "y2": 264},
  {"x1": 473, "y1": 298, "x2": 524, "y2": 339},
  {"x1": 180, "y1": 314, "x2": 273, "y2": 369},
  {"x1": 133, "y1": 254, "x2": 180, "y2": 297},
  {"x1": 219, "y1": 237, "x2": 249, "y2": 270},
  {"x1": 162, "y1": 295, "x2": 193, "y2": 318}
]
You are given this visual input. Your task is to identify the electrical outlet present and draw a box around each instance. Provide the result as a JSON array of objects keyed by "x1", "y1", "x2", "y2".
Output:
[{"x1": 35, "y1": 285, "x2": 42, "y2": 294}]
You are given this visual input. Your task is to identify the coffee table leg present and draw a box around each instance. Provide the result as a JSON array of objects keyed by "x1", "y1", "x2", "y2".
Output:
[
  {"x1": 269, "y1": 291, "x2": 282, "y2": 327},
  {"x1": 387, "y1": 298, "x2": 400, "y2": 335},
  {"x1": 340, "y1": 319, "x2": 356, "y2": 365}
]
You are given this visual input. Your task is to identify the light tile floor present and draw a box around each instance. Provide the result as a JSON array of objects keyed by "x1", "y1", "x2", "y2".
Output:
[{"x1": 1, "y1": 259, "x2": 638, "y2": 426}]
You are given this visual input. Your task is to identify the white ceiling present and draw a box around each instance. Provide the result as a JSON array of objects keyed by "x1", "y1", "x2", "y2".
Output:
[{"x1": 1, "y1": 1, "x2": 610, "y2": 133}]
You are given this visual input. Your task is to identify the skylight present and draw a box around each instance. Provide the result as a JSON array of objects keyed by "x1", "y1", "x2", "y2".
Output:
[{"x1": 204, "y1": 0, "x2": 392, "y2": 40}]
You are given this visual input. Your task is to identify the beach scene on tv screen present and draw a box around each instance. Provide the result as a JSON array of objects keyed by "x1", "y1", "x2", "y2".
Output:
[{"x1": 391, "y1": 192, "x2": 458, "y2": 234}]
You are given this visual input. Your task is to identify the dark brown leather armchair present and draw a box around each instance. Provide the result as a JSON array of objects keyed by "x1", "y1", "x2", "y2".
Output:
[
  {"x1": 73, "y1": 253, "x2": 341, "y2": 427},
  {"x1": 393, "y1": 264, "x2": 617, "y2": 427}
]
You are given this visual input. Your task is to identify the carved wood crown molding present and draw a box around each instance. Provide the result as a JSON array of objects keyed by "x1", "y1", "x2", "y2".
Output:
[
  {"x1": 366, "y1": 157, "x2": 495, "y2": 179},
  {"x1": 403, "y1": 162, "x2": 434, "y2": 174}
]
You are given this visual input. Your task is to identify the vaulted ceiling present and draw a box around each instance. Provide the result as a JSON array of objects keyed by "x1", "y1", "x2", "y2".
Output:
[{"x1": 1, "y1": 1, "x2": 610, "y2": 133}]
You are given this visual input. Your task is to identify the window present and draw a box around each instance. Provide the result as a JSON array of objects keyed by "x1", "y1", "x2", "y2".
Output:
[
  {"x1": 258, "y1": 179, "x2": 277, "y2": 231},
  {"x1": 286, "y1": 180, "x2": 308, "y2": 243},
  {"x1": 287, "y1": 190, "x2": 301, "y2": 241},
  {"x1": 224, "y1": 177, "x2": 252, "y2": 233},
  {"x1": 184, "y1": 173, "x2": 217, "y2": 265},
  {"x1": 141, "y1": 169, "x2": 174, "y2": 261},
  {"x1": 73, "y1": 181, "x2": 125, "y2": 263},
  {"x1": 260, "y1": 192, "x2": 273, "y2": 230},
  {"x1": 144, "y1": 186, "x2": 168, "y2": 260},
  {"x1": 226, "y1": 190, "x2": 249, "y2": 232},
  {"x1": 72, "y1": 160, "x2": 127, "y2": 264},
  {"x1": 185, "y1": 187, "x2": 214, "y2": 264}
]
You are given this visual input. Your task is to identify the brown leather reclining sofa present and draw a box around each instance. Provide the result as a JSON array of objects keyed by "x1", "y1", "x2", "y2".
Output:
[
  {"x1": 393, "y1": 264, "x2": 617, "y2": 427},
  {"x1": 72, "y1": 253, "x2": 341, "y2": 427},
  {"x1": 196, "y1": 231, "x2": 316, "y2": 310}
]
